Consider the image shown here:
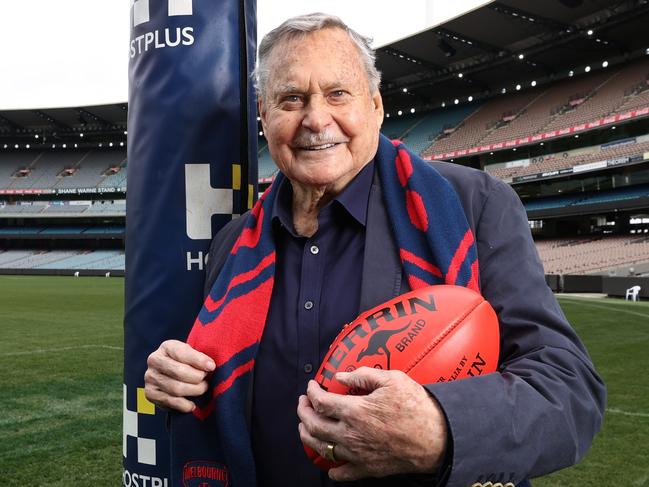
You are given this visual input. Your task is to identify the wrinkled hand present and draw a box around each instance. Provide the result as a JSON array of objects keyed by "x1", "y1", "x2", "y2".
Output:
[
  {"x1": 297, "y1": 367, "x2": 448, "y2": 482},
  {"x1": 144, "y1": 339, "x2": 215, "y2": 413}
]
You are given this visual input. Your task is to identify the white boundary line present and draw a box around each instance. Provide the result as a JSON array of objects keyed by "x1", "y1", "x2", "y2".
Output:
[
  {"x1": 0, "y1": 344, "x2": 123, "y2": 357},
  {"x1": 557, "y1": 297, "x2": 649, "y2": 319},
  {"x1": 606, "y1": 408, "x2": 649, "y2": 419}
]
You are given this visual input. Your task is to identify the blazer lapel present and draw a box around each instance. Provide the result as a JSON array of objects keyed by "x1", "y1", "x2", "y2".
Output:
[{"x1": 359, "y1": 168, "x2": 407, "y2": 312}]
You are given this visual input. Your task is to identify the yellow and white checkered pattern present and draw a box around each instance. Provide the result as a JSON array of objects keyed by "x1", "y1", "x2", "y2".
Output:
[{"x1": 123, "y1": 384, "x2": 157, "y2": 466}]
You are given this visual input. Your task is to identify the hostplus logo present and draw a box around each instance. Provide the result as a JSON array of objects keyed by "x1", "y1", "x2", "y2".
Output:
[
  {"x1": 185, "y1": 164, "x2": 234, "y2": 241},
  {"x1": 130, "y1": 0, "x2": 195, "y2": 58},
  {"x1": 123, "y1": 384, "x2": 169, "y2": 486},
  {"x1": 184, "y1": 163, "x2": 247, "y2": 272}
]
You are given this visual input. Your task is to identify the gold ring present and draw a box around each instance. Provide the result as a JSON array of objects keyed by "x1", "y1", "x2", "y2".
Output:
[{"x1": 324, "y1": 442, "x2": 337, "y2": 462}]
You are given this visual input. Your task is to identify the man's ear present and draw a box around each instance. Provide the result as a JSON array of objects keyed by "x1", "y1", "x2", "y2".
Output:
[
  {"x1": 372, "y1": 91, "x2": 384, "y2": 129},
  {"x1": 258, "y1": 98, "x2": 266, "y2": 130}
]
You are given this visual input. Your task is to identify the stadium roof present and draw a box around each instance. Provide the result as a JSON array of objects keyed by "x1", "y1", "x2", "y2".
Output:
[
  {"x1": 378, "y1": 0, "x2": 649, "y2": 112},
  {"x1": 0, "y1": 104, "x2": 127, "y2": 134},
  {"x1": 0, "y1": 104, "x2": 127, "y2": 146}
]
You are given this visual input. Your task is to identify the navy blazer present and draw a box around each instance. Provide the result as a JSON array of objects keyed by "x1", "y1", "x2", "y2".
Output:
[{"x1": 203, "y1": 159, "x2": 606, "y2": 487}]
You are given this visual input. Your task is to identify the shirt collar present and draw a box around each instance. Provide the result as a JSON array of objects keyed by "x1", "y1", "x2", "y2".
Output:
[
  {"x1": 272, "y1": 160, "x2": 375, "y2": 233},
  {"x1": 334, "y1": 160, "x2": 374, "y2": 226}
]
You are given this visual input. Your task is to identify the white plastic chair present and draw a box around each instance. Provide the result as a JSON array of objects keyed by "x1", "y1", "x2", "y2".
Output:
[{"x1": 625, "y1": 285, "x2": 641, "y2": 302}]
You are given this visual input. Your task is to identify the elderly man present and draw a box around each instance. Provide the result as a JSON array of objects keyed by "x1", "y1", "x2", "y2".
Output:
[{"x1": 144, "y1": 13, "x2": 605, "y2": 487}]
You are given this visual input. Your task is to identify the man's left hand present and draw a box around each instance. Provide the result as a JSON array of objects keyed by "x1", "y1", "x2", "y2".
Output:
[{"x1": 297, "y1": 366, "x2": 448, "y2": 482}]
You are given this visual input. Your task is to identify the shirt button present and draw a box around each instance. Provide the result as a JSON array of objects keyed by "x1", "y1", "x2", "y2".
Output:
[
  {"x1": 310, "y1": 245, "x2": 319, "y2": 255},
  {"x1": 304, "y1": 300, "x2": 314, "y2": 310},
  {"x1": 303, "y1": 363, "x2": 313, "y2": 373}
]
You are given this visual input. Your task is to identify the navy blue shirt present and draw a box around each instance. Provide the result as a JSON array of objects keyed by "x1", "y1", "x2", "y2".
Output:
[{"x1": 251, "y1": 162, "x2": 375, "y2": 487}]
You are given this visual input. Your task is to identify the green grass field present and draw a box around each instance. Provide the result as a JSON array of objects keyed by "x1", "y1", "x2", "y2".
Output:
[
  {"x1": 0, "y1": 276, "x2": 124, "y2": 486},
  {"x1": 1, "y1": 276, "x2": 648, "y2": 486}
]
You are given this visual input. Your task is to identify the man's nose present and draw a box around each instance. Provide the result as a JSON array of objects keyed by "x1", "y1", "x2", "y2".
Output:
[{"x1": 301, "y1": 96, "x2": 333, "y2": 132}]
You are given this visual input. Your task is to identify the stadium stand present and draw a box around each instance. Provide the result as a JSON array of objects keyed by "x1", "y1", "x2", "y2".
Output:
[
  {"x1": 1, "y1": 250, "x2": 80, "y2": 269},
  {"x1": 423, "y1": 90, "x2": 543, "y2": 156},
  {"x1": 536, "y1": 236, "x2": 649, "y2": 275},
  {"x1": 523, "y1": 184, "x2": 649, "y2": 211},
  {"x1": 8, "y1": 151, "x2": 76, "y2": 190},
  {"x1": 98, "y1": 161, "x2": 127, "y2": 188},
  {"x1": 0, "y1": 144, "x2": 126, "y2": 275},
  {"x1": 0, "y1": 200, "x2": 126, "y2": 217},
  {"x1": 83, "y1": 252, "x2": 126, "y2": 270},
  {"x1": 54, "y1": 150, "x2": 127, "y2": 189},
  {"x1": 616, "y1": 78, "x2": 649, "y2": 114},
  {"x1": 35, "y1": 250, "x2": 124, "y2": 270},
  {"x1": 0, "y1": 250, "x2": 39, "y2": 266},
  {"x1": 382, "y1": 114, "x2": 422, "y2": 140},
  {"x1": 0, "y1": 249, "x2": 124, "y2": 270},
  {"x1": 0, "y1": 149, "x2": 126, "y2": 191},
  {"x1": 424, "y1": 58, "x2": 649, "y2": 158},
  {"x1": 0, "y1": 202, "x2": 48, "y2": 215},
  {"x1": 0, "y1": 226, "x2": 43, "y2": 235},
  {"x1": 485, "y1": 137, "x2": 649, "y2": 181},
  {"x1": 398, "y1": 105, "x2": 479, "y2": 155},
  {"x1": 478, "y1": 71, "x2": 612, "y2": 146},
  {"x1": 84, "y1": 201, "x2": 126, "y2": 214},
  {"x1": 543, "y1": 58, "x2": 649, "y2": 132},
  {"x1": 0, "y1": 152, "x2": 36, "y2": 181},
  {"x1": 0, "y1": 225, "x2": 124, "y2": 237}
]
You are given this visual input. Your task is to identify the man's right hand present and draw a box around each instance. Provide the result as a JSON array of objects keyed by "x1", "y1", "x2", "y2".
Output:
[{"x1": 144, "y1": 340, "x2": 216, "y2": 413}]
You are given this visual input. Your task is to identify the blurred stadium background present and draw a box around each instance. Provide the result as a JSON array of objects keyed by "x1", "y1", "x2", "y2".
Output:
[{"x1": 1, "y1": 0, "x2": 649, "y2": 485}]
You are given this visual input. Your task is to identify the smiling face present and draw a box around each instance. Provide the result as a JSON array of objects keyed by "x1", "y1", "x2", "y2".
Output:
[{"x1": 259, "y1": 27, "x2": 384, "y2": 195}]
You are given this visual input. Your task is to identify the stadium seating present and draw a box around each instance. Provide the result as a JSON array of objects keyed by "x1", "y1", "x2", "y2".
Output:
[
  {"x1": 0, "y1": 226, "x2": 43, "y2": 235},
  {"x1": 426, "y1": 58, "x2": 649, "y2": 156},
  {"x1": 82, "y1": 225, "x2": 125, "y2": 234},
  {"x1": 0, "y1": 152, "x2": 41, "y2": 181},
  {"x1": 7, "y1": 151, "x2": 81, "y2": 190},
  {"x1": 84, "y1": 201, "x2": 126, "y2": 214},
  {"x1": 98, "y1": 161, "x2": 127, "y2": 188},
  {"x1": 0, "y1": 149, "x2": 126, "y2": 191},
  {"x1": 36, "y1": 250, "x2": 119, "y2": 269},
  {"x1": 55, "y1": 151, "x2": 127, "y2": 189},
  {"x1": 82, "y1": 253, "x2": 126, "y2": 270},
  {"x1": 523, "y1": 195, "x2": 583, "y2": 211},
  {"x1": 44, "y1": 203, "x2": 90, "y2": 214},
  {"x1": 0, "y1": 200, "x2": 126, "y2": 217},
  {"x1": 4, "y1": 250, "x2": 81, "y2": 269},
  {"x1": 0, "y1": 250, "x2": 39, "y2": 266},
  {"x1": 0, "y1": 225, "x2": 124, "y2": 236},
  {"x1": 479, "y1": 71, "x2": 611, "y2": 147},
  {"x1": 615, "y1": 82, "x2": 649, "y2": 114},
  {"x1": 524, "y1": 184, "x2": 649, "y2": 211},
  {"x1": 575, "y1": 185, "x2": 649, "y2": 206},
  {"x1": 400, "y1": 105, "x2": 479, "y2": 155},
  {"x1": 486, "y1": 139, "x2": 649, "y2": 181},
  {"x1": 544, "y1": 58, "x2": 649, "y2": 132},
  {"x1": 0, "y1": 203, "x2": 48, "y2": 215},
  {"x1": 536, "y1": 236, "x2": 649, "y2": 275},
  {"x1": 382, "y1": 114, "x2": 423, "y2": 140},
  {"x1": 425, "y1": 90, "x2": 545, "y2": 155},
  {"x1": 0, "y1": 249, "x2": 125, "y2": 270}
]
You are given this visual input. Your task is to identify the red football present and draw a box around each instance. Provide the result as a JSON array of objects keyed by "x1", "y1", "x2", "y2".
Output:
[{"x1": 304, "y1": 284, "x2": 500, "y2": 470}]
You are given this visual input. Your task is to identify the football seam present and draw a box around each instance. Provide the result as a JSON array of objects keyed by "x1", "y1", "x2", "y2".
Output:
[{"x1": 402, "y1": 299, "x2": 482, "y2": 375}]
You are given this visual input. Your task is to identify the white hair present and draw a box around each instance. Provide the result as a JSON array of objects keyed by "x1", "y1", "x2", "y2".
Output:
[{"x1": 253, "y1": 12, "x2": 382, "y2": 99}]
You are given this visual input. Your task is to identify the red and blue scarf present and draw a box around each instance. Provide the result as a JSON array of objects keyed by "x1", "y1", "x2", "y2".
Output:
[{"x1": 170, "y1": 135, "x2": 479, "y2": 486}]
